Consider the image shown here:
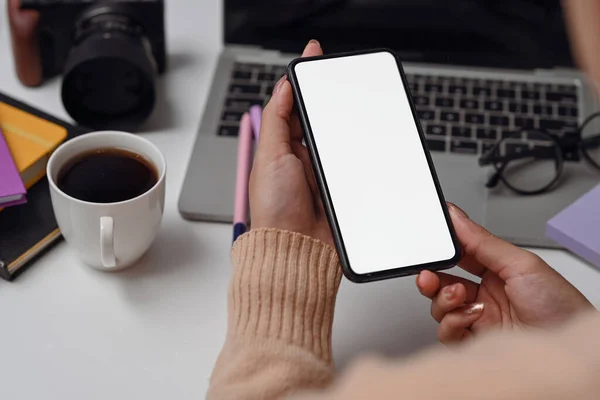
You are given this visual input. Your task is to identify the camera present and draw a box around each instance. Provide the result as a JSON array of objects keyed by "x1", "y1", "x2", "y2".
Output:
[{"x1": 9, "y1": 0, "x2": 167, "y2": 130}]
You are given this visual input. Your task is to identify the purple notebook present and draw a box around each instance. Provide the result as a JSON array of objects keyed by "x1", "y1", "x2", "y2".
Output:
[
  {"x1": 0, "y1": 127, "x2": 26, "y2": 207},
  {"x1": 546, "y1": 184, "x2": 600, "y2": 268}
]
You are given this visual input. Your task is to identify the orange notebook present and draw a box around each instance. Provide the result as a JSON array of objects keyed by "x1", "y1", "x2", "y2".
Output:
[{"x1": 0, "y1": 102, "x2": 67, "y2": 190}]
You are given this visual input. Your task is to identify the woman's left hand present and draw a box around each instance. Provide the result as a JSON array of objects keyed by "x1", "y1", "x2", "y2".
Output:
[{"x1": 249, "y1": 40, "x2": 334, "y2": 247}]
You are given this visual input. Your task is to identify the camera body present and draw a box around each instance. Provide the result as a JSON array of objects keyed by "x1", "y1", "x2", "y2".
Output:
[
  {"x1": 20, "y1": 0, "x2": 166, "y2": 81},
  {"x1": 9, "y1": 0, "x2": 167, "y2": 130}
]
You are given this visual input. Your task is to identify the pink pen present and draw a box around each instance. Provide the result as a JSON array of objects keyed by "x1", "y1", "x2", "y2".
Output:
[
  {"x1": 233, "y1": 113, "x2": 253, "y2": 243},
  {"x1": 249, "y1": 105, "x2": 262, "y2": 140}
]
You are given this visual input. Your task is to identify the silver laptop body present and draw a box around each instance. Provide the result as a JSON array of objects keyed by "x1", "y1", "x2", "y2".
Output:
[{"x1": 179, "y1": 3, "x2": 599, "y2": 249}]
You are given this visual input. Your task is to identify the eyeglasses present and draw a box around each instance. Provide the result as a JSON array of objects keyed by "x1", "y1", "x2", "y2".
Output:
[{"x1": 479, "y1": 111, "x2": 600, "y2": 195}]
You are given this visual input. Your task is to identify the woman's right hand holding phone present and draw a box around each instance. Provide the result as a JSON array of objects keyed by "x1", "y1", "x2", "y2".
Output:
[{"x1": 416, "y1": 203, "x2": 594, "y2": 344}]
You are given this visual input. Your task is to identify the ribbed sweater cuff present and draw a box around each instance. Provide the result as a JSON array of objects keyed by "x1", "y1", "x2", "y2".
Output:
[{"x1": 229, "y1": 228, "x2": 343, "y2": 364}]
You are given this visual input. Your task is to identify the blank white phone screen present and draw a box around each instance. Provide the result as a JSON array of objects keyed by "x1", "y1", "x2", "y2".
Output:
[{"x1": 294, "y1": 51, "x2": 456, "y2": 275}]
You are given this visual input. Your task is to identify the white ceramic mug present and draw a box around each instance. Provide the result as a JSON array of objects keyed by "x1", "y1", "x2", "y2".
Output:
[{"x1": 47, "y1": 131, "x2": 166, "y2": 271}]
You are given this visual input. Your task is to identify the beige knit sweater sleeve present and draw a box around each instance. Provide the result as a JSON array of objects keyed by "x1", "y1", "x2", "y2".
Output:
[
  {"x1": 208, "y1": 228, "x2": 600, "y2": 400},
  {"x1": 207, "y1": 228, "x2": 343, "y2": 400}
]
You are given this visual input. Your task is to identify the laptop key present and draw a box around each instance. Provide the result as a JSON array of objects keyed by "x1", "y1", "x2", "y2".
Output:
[
  {"x1": 502, "y1": 130, "x2": 521, "y2": 139},
  {"x1": 482, "y1": 141, "x2": 496, "y2": 154},
  {"x1": 425, "y1": 83, "x2": 443, "y2": 93},
  {"x1": 237, "y1": 62, "x2": 266, "y2": 71},
  {"x1": 258, "y1": 72, "x2": 276, "y2": 82},
  {"x1": 546, "y1": 92, "x2": 577, "y2": 103},
  {"x1": 451, "y1": 126, "x2": 471, "y2": 138},
  {"x1": 408, "y1": 82, "x2": 420, "y2": 92},
  {"x1": 413, "y1": 96, "x2": 430, "y2": 106},
  {"x1": 515, "y1": 117, "x2": 536, "y2": 129},
  {"x1": 484, "y1": 100, "x2": 504, "y2": 112},
  {"x1": 230, "y1": 84, "x2": 261, "y2": 95},
  {"x1": 557, "y1": 84, "x2": 577, "y2": 93},
  {"x1": 448, "y1": 85, "x2": 467, "y2": 95},
  {"x1": 417, "y1": 110, "x2": 436, "y2": 120},
  {"x1": 473, "y1": 87, "x2": 492, "y2": 96},
  {"x1": 558, "y1": 106, "x2": 578, "y2": 117},
  {"x1": 489, "y1": 115, "x2": 509, "y2": 126},
  {"x1": 426, "y1": 139, "x2": 446, "y2": 152},
  {"x1": 265, "y1": 84, "x2": 275, "y2": 95},
  {"x1": 451, "y1": 140, "x2": 478, "y2": 154},
  {"x1": 539, "y1": 118, "x2": 578, "y2": 131},
  {"x1": 497, "y1": 89, "x2": 516, "y2": 99},
  {"x1": 465, "y1": 113, "x2": 484, "y2": 124},
  {"x1": 476, "y1": 127, "x2": 498, "y2": 140},
  {"x1": 435, "y1": 97, "x2": 454, "y2": 108},
  {"x1": 273, "y1": 67, "x2": 287, "y2": 76},
  {"x1": 527, "y1": 131, "x2": 552, "y2": 141},
  {"x1": 441, "y1": 112, "x2": 459, "y2": 122},
  {"x1": 521, "y1": 90, "x2": 540, "y2": 100},
  {"x1": 508, "y1": 102, "x2": 529, "y2": 113},
  {"x1": 459, "y1": 99, "x2": 479, "y2": 109},
  {"x1": 222, "y1": 111, "x2": 243, "y2": 122},
  {"x1": 533, "y1": 104, "x2": 553, "y2": 115},
  {"x1": 226, "y1": 98, "x2": 264, "y2": 110},
  {"x1": 232, "y1": 70, "x2": 252, "y2": 81},
  {"x1": 426, "y1": 124, "x2": 447, "y2": 136},
  {"x1": 505, "y1": 143, "x2": 530, "y2": 156},
  {"x1": 218, "y1": 125, "x2": 240, "y2": 137}
]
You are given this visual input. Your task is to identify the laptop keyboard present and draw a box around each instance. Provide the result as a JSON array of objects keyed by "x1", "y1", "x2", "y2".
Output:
[{"x1": 218, "y1": 62, "x2": 580, "y2": 161}]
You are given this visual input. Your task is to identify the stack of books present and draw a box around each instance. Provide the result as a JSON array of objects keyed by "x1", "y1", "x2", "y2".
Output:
[{"x1": 0, "y1": 93, "x2": 89, "y2": 281}]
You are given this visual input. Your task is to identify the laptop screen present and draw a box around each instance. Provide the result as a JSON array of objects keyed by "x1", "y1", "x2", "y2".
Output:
[{"x1": 225, "y1": 0, "x2": 574, "y2": 69}]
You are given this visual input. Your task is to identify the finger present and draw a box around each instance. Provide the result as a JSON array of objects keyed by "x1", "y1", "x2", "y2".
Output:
[
  {"x1": 447, "y1": 203, "x2": 543, "y2": 279},
  {"x1": 438, "y1": 303, "x2": 485, "y2": 345},
  {"x1": 290, "y1": 108, "x2": 304, "y2": 142},
  {"x1": 256, "y1": 78, "x2": 294, "y2": 158},
  {"x1": 417, "y1": 271, "x2": 479, "y2": 302},
  {"x1": 301, "y1": 39, "x2": 324, "y2": 58},
  {"x1": 289, "y1": 40, "x2": 323, "y2": 141},
  {"x1": 416, "y1": 270, "x2": 440, "y2": 299},
  {"x1": 257, "y1": 40, "x2": 323, "y2": 158},
  {"x1": 431, "y1": 283, "x2": 467, "y2": 323},
  {"x1": 292, "y1": 141, "x2": 319, "y2": 198}
]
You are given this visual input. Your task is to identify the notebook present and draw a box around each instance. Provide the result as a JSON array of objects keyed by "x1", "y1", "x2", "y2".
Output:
[
  {"x1": 546, "y1": 183, "x2": 600, "y2": 268},
  {"x1": 0, "y1": 102, "x2": 68, "y2": 190},
  {"x1": 0, "y1": 127, "x2": 26, "y2": 207},
  {"x1": 0, "y1": 92, "x2": 89, "y2": 281}
]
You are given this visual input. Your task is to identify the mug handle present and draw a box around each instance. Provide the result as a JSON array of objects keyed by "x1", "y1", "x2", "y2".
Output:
[{"x1": 100, "y1": 217, "x2": 116, "y2": 268}]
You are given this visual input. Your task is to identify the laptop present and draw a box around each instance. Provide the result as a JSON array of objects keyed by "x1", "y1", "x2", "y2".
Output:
[{"x1": 179, "y1": 0, "x2": 600, "y2": 248}]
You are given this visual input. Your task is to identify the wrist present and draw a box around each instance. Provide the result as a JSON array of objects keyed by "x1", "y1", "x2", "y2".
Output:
[{"x1": 229, "y1": 228, "x2": 343, "y2": 363}]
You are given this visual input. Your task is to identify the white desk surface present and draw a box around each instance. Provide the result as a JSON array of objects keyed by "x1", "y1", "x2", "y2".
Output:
[{"x1": 1, "y1": 1, "x2": 600, "y2": 399}]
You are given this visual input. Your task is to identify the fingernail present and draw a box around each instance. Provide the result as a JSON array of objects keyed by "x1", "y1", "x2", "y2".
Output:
[
  {"x1": 308, "y1": 39, "x2": 320, "y2": 47},
  {"x1": 464, "y1": 302, "x2": 484, "y2": 315},
  {"x1": 443, "y1": 285, "x2": 456, "y2": 301},
  {"x1": 448, "y1": 203, "x2": 469, "y2": 220},
  {"x1": 272, "y1": 75, "x2": 287, "y2": 96}
]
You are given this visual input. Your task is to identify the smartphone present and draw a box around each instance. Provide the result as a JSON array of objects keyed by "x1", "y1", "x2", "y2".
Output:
[{"x1": 287, "y1": 49, "x2": 461, "y2": 283}]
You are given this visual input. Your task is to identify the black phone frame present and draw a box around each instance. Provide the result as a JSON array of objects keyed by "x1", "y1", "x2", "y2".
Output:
[{"x1": 287, "y1": 48, "x2": 462, "y2": 283}]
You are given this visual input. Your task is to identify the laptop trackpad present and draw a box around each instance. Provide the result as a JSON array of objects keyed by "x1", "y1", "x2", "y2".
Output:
[{"x1": 431, "y1": 153, "x2": 488, "y2": 226}]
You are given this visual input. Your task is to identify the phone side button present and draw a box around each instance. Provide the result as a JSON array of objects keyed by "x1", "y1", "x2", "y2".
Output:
[{"x1": 426, "y1": 139, "x2": 447, "y2": 152}]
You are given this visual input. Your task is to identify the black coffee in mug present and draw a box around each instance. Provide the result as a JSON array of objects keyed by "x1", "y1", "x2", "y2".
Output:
[{"x1": 57, "y1": 148, "x2": 158, "y2": 203}]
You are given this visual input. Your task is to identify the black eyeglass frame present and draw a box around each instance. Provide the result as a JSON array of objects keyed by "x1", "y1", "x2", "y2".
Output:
[{"x1": 478, "y1": 111, "x2": 600, "y2": 195}]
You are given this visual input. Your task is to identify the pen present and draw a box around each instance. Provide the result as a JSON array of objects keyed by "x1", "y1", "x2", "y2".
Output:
[
  {"x1": 233, "y1": 112, "x2": 253, "y2": 243},
  {"x1": 249, "y1": 105, "x2": 262, "y2": 140}
]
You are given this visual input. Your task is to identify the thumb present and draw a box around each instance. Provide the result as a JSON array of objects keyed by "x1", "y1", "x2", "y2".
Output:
[{"x1": 448, "y1": 203, "x2": 543, "y2": 280}]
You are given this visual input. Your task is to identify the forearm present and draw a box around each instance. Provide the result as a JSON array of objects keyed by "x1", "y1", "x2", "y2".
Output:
[
  {"x1": 207, "y1": 228, "x2": 343, "y2": 400},
  {"x1": 294, "y1": 310, "x2": 600, "y2": 400},
  {"x1": 562, "y1": 0, "x2": 600, "y2": 92}
]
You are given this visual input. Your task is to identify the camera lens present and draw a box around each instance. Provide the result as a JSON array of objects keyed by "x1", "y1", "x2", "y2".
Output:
[{"x1": 61, "y1": 4, "x2": 157, "y2": 130}]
